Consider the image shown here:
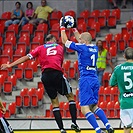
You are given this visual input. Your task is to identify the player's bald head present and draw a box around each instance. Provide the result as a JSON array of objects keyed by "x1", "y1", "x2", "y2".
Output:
[
  {"x1": 80, "y1": 32, "x2": 92, "y2": 43},
  {"x1": 124, "y1": 47, "x2": 133, "y2": 60}
]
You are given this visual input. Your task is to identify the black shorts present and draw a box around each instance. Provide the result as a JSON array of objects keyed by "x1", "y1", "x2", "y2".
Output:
[
  {"x1": 0, "y1": 117, "x2": 14, "y2": 133},
  {"x1": 41, "y1": 69, "x2": 72, "y2": 99}
]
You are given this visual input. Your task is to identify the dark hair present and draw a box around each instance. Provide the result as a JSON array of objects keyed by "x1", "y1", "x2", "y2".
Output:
[
  {"x1": 45, "y1": 34, "x2": 56, "y2": 42},
  {"x1": 15, "y1": 2, "x2": 21, "y2": 7},
  {"x1": 96, "y1": 40, "x2": 104, "y2": 50},
  {"x1": 26, "y1": 2, "x2": 33, "y2": 8},
  {"x1": 124, "y1": 47, "x2": 133, "y2": 60}
]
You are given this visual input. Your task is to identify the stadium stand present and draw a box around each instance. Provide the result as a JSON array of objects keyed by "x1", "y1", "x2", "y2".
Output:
[{"x1": 0, "y1": 0, "x2": 132, "y2": 122}]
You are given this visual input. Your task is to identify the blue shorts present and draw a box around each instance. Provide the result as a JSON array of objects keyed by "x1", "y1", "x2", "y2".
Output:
[{"x1": 79, "y1": 76, "x2": 100, "y2": 106}]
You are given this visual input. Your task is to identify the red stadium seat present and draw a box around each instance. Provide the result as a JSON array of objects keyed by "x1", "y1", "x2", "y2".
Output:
[
  {"x1": 63, "y1": 102, "x2": 70, "y2": 117},
  {"x1": 37, "y1": 82, "x2": 44, "y2": 89},
  {"x1": 16, "y1": 42, "x2": 26, "y2": 52},
  {"x1": 0, "y1": 69, "x2": 9, "y2": 80},
  {"x1": 18, "y1": 36, "x2": 30, "y2": 46},
  {"x1": 21, "y1": 23, "x2": 34, "y2": 34},
  {"x1": 24, "y1": 68, "x2": 33, "y2": 80},
  {"x1": 86, "y1": 16, "x2": 96, "y2": 28},
  {"x1": 2, "y1": 48, "x2": 13, "y2": 59},
  {"x1": 118, "y1": 40, "x2": 126, "y2": 51},
  {"x1": 28, "y1": 88, "x2": 37, "y2": 97},
  {"x1": 88, "y1": 28, "x2": 96, "y2": 40},
  {"x1": 98, "y1": 86, "x2": 105, "y2": 102},
  {"x1": 36, "y1": 88, "x2": 44, "y2": 101},
  {"x1": 30, "y1": 42, "x2": 40, "y2": 50},
  {"x1": 7, "y1": 24, "x2": 18, "y2": 35},
  {"x1": 108, "y1": 45, "x2": 117, "y2": 58},
  {"x1": 90, "y1": 10, "x2": 100, "y2": 19},
  {"x1": 123, "y1": 32, "x2": 131, "y2": 44},
  {"x1": 0, "y1": 55, "x2": 10, "y2": 64},
  {"x1": 79, "y1": 10, "x2": 90, "y2": 20},
  {"x1": 64, "y1": 10, "x2": 76, "y2": 18},
  {"x1": 1, "y1": 12, "x2": 11, "y2": 19},
  {"x1": 104, "y1": 86, "x2": 112, "y2": 102},
  {"x1": 3, "y1": 81, "x2": 12, "y2": 94},
  {"x1": 114, "y1": 33, "x2": 122, "y2": 43},
  {"x1": 106, "y1": 101, "x2": 115, "y2": 118},
  {"x1": 7, "y1": 74, "x2": 17, "y2": 89},
  {"x1": 111, "y1": 9, "x2": 121, "y2": 21},
  {"x1": 49, "y1": 30, "x2": 60, "y2": 41},
  {"x1": 0, "y1": 24, "x2": 4, "y2": 34},
  {"x1": 51, "y1": 23, "x2": 60, "y2": 30},
  {"x1": 51, "y1": 10, "x2": 63, "y2": 20},
  {"x1": 27, "y1": 60, "x2": 38, "y2": 73},
  {"x1": 77, "y1": 23, "x2": 87, "y2": 32},
  {"x1": 102, "y1": 72, "x2": 111, "y2": 87},
  {"x1": 121, "y1": 27, "x2": 129, "y2": 37},
  {"x1": 107, "y1": 16, "x2": 116, "y2": 27},
  {"x1": 14, "y1": 68, "x2": 23, "y2": 80},
  {"x1": 77, "y1": 17, "x2": 86, "y2": 25},
  {"x1": 70, "y1": 36, "x2": 78, "y2": 43},
  {"x1": 18, "y1": 62, "x2": 27, "y2": 70},
  {"x1": 90, "y1": 22, "x2": 100, "y2": 33},
  {"x1": 14, "y1": 48, "x2": 26, "y2": 56},
  {"x1": 4, "y1": 110, "x2": 11, "y2": 118},
  {"x1": 3, "y1": 42, "x2": 13, "y2": 51},
  {"x1": 0, "y1": 74, "x2": 4, "y2": 87},
  {"x1": 110, "y1": 87, "x2": 119, "y2": 102},
  {"x1": 20, "y1": 88, "x2": 29, "y2": 97},
  {"x1": 68, "y1": 67, "x2": 76, "y2": 79},
  {"x1": 0, "y1": 36, "x2": 3, "y2": 48},
  {"x1": 114, "y1": 101, "x2": 120, "y2": 118},
  {"x1": 126, "y1": 20, "x2": 133, "y2": 31},
  {"x1": 15, "y1": 95, "x2": 22, "y2": 108},
  {"x1": 128, "y1": 39, "x2": 133, "y2": 48},
  {"x1": 75, "y1": 89, "x2": 79, "y2": 101},
  {"x1": 31, "y1": 95, "x2": 38, "y2": 107},
  {"x1": 32, "y1": 36, "x2": 44, "y2": 45},
  {"x1": 105, "y1": 33, "x2": 113, "y2": 44},
  {"x1": 19, "y1": 30, "x2": 30, "y2": 38},
  {"x1": 35, "y1": 23, "x2": 48, "y2": 35},
  {"x1": 8, "y1": 102, "x2": 16, "y2": 115},
  {"x1": 5, "y1": 35, "x2": 16, "y2": 48},
  {"x1": 100, "y1": 9, "x2": 110, "y2": 19},
  {"x1": 62, "y1": 60, "x2": 71, "y2": 73},
  {"x1": 97, "y1": 16, "x2": 106, "y2": 28},
  {"x1": 49, "y1": 18, "x2": 59, "y2": 29},
  {"x1": 109, "y1": 40, "x2": 117, "y2": 48},
  {"x1": 23, "y1": 95, "x2": 30, "y2": 107}
]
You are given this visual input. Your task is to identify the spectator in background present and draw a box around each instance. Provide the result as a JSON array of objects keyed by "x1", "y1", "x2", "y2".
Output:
[
  {"x1": 18, "y1": 2, "x2": 34, "y2": 27},
  {"x1": 5, "y1": 2, "x2": 23, "y2": 27},
  {"x1": 112, "y1": 0, "x2": 127, "y2": 9},
  {"x1": 96, "y1": 40, "x2": 114, "y2": 86},
  {"x1": 29, "y1": 0, "x2": 55, "y2": 26}
]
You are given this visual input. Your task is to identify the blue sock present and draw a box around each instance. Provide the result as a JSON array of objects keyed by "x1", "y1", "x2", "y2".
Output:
[
  {"x1": 94, "y1": 108, "x2": 111, "y2": 130},
  {"x1": 85, "y1": 112, "x2": 101, "y2": 133}
]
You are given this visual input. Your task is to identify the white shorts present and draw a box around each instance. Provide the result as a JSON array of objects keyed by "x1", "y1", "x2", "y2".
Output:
[{"x1": 120, "y1": 108, "x2": 133, "y2": 128}]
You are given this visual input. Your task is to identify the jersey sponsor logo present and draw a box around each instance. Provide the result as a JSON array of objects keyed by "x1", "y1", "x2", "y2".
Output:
[
  {"x1": 44, "y1": 43, "x2": 58, "y2": 48},
  {"x1": 88, "y1": 48, "x2": 97, "y2": 52},
  {"x1": 121, "y1": 66, "x2": 133, "y2": 70},
  {"x1": 123, "y1": 92, "x2": 133, "y2": 97}
]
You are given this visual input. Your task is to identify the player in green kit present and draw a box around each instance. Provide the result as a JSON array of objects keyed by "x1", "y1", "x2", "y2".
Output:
[{"x1": 109, "y1": 47, "x2": 133, "y2": 133}]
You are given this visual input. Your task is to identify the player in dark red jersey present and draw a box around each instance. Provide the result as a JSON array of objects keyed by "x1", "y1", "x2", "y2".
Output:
[{"x1": 1, "y1": 34, "x2": 80, "y2": 133}]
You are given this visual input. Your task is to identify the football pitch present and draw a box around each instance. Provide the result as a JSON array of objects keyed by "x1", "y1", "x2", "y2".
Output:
[{"x1": 14, "y1": 130, "x2": 133, "y2": 133}]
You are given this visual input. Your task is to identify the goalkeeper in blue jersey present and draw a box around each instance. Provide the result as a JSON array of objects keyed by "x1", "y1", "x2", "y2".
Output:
[
  {"x1": 110, "y1": 47, "x2": 133, "y2": 133},
  {"x1": 60, "y1": 17, "x2": 114, "y2": 133}
]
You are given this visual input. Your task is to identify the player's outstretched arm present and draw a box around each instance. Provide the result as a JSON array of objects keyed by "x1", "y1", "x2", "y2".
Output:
[{"x1": 1, "y1": 55, "x2": 30, "y2": 70}]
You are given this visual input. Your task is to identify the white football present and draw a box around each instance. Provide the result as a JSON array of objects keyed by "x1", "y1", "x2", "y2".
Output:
[{"x1": 60, "y1": 15, "x2": 75, "y2": 28}]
